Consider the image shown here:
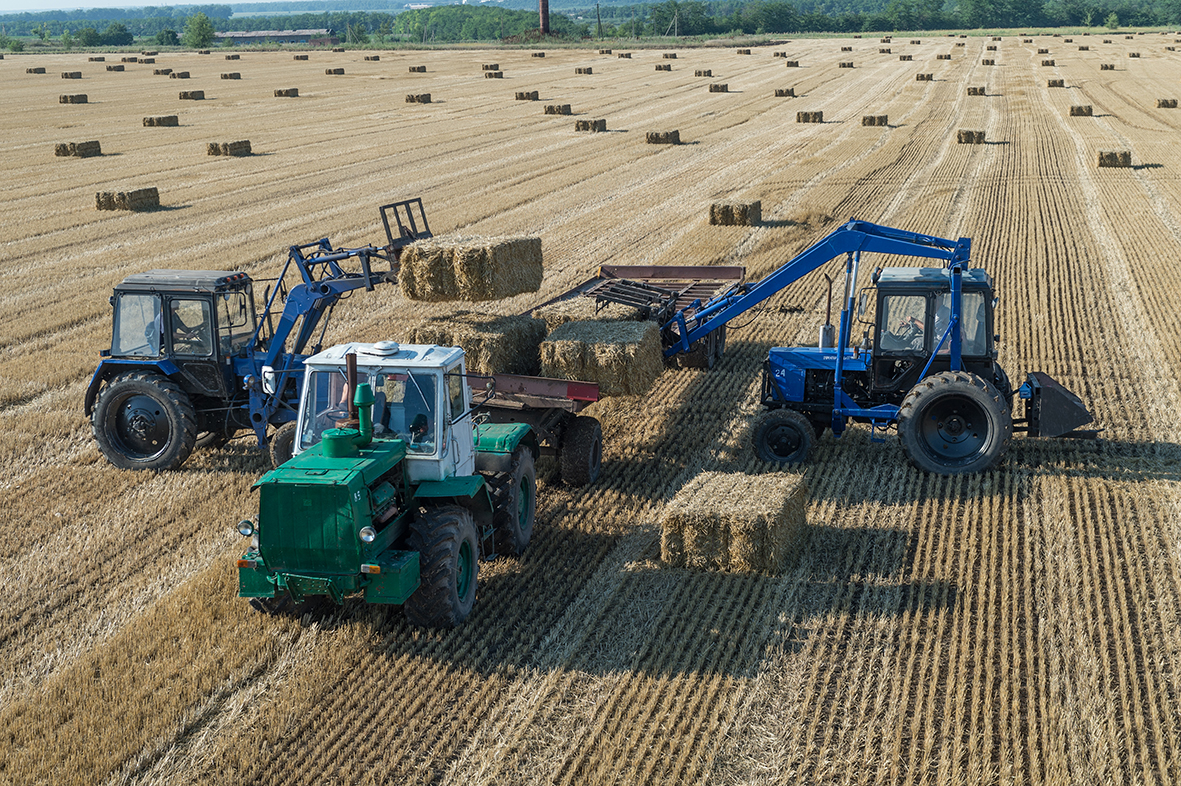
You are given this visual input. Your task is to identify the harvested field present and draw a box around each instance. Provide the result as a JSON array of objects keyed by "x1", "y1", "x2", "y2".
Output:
[{"x1": 3, "y1": 41, "x2": 1181, "y2": 786}]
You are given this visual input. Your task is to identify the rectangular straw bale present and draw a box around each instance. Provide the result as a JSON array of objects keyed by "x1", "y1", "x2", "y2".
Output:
[
  {"x1": 106, "y1": 65, "x2": 124, "y2": 72},
  {"x1": 275, "y1": 88, "x2": 299, "y2": 97},
  {"x1": 1069, "y1": 105, "x2": 1093, "y2": 116},
  {"x1": 409, "y1": 312, "x2": 547, "y2": 375},
  {"x1": 1101, "y1": 63, "x2": 1115, "y2": 70},
  {"x1": 1041, "y1": 59, "x2": 1055, "y2": 66},
  {"x1": 709, "y1": 200, "x2": 761, "y2": 225},
  {"x1": 155, "y1": 68, "x2": 173, "y2": 75},
  {"x1": 225, "y1": 54, "x2": 240, "y2": 60},
  {"x1": 695, "y1": 69, "x2": 712, "y2": 76},
  {"x1": 222, "y1": 140, "x2": 252, "y2": 156},
  {"x1": 838, "y1": 61, "x2": 854, "y2": 68},
  {"x1": 1065, "y1": 38, "x2": 1073, "y2": 42},
  {"x1": 663, "y1": 53, "x2": 677, "y2": 59},
  {"x1": 141, "y1": 51, "x2": 158, "y2": 56},
  {"x1": 957, "y1": 129, "x2": 986, "y2": 144},
  {"x1": 406, "y1": 93, "x2": 431, "y2": 103},
  {"x1": 618, "y1": 52, "x2": 631, "y2": 58},
  {"x1": 144, "y1": 115, "x2": 179, "y2": 126},
  {"x1": 170, "y1": 71, "x2": 190, "y2": 78},
  {"x1": 655, "y1": 64, "x2": 672, "y2": 71},
  {"x1": 483, "y1": 63, "x2": 500, "y2": 70},
  {"x1": 709, "y1": 83, "x2": 728, "y2": 92},
  {"x1": 575, "y1": 67, "x2": 592, "y2": 74},
  {"x1": 574, "y1": 119, "x2": 606, "y2": 132},
  {"x1": 1157, "y1": 98, "x2": 1178, "y2": 108},
  {"x1": 221, "y1": 72, "x2": 240, "y2": 79},
  {"x1": 61, "y1": 71, "x2": 81, "y2": 79},
  {"x1": 179, "y1": 90, "x2": 204, "y2": 100},
  {"x1": 910, "y1": 39, "x2": 921, "y2": 44},
  {"x1": 796, "y1": 110, "x2": 822, "y2": 122},
  {"x1": 26, "y1": 67, "x2": 46, "y2": 74},
  {"x1": 1048, "y1": 79, "x2": 1065, "y2": 87},
  {"x1": 294, "y1": 54, "x2": 309, "y2": 60},
  {"x1": 364, "y1": 55, "x2": 380, "y2": 61},
  {"x1": 1097, "y1": 151, "x2": 1132, "y2": 167},
  {"x1": 988, "y1": 45, "x2": 998, "y2": 51},
  {"x1": 1129, "y1": 52, "x2": 1140, "y2": 57},
  {"x1": 55, "y1": 143, "x2": 72, "y2": 157},
  {"x1": 659, "y1": 471, "x2": 807, "y2": 573},
  {"x1": 206, "y1": 142, "x2": 222, "y2": 156},
  {"x1": 532, "y1": 52, "x2": 545, "y2": 57},
  {"x1": 72, "y1": 140, "x2": 101, "y2": 157},
  {"x1": 1023, "y1": 38, "x2": 1033, "y2": 43},
  {"x1": 899, "y1": 54, "x2": 912, "y2": 60},
  {"x1": 881, "y1": 37, "x2": 891, "y2": 43},
  {"x1": 737, "y1": 48, "x2": 751, "y2": 54},
  {"x1": 775, "y1": 88, "x2": 795, "y2": 97},
  {"x1": 89, "y1": 56, "x2": 105, "y2": 61},
  {"x1": 409, "y1": 65, "x2": 426, "y2": 72},
  {"x1": 515, "y1": 91, "x2": 539, "y2": 100},
  {"x1": 1037, "y1": 48, "x2": 1048, "y2": 53},
  {"x1": 399, "y1": 236, "x2": 543, "y2": 302},
  {"x1": 880, "y1": 48, "x2": 891, "y2": 53},
  {"x1": 1104, "y1": 39, "x2": 1112, "y2": 43},
  {"x1": 485, "y1": 70, "x2": 503, "y2": 78},
  {"x1": 599, "y1": 49, "x2": 612, "y2": 54},
  {"x1": 785, "y1": 60, "x2": 799, "y2": 67},
  {"x1": 326, "y1": 68, "x2": 344, "y2": 75},
  {"x1": 141, "y1": 58, "x2": 155, "y2": 64},
  {"x1": 60, "y1": 94, "x2": 88, "y2": 103},
  {"x1": 332, "y1": 47, "x2": 344, "y2": 52},
  {"x1": 544, "y1": 104, "x2": 571, "y2": 115},
  {"x1": 1078, "y1": 45, "x2": 1089, "y2": 50},
  {"x1": 955, "y1": 42, "x2": 965, "y2": 46},
  {"x1": 645, "y1": 130, "x2": 680, "y2": 144},
  {"x1": 533, "y1": 298, "x2": 644, "y2": 332},
  {"x1": 937, "y1": 53, "x2": 951, "y2": 59},
  {"x1": 862, "y1": 114, "x2": 888, "y2": 126},
  {"x1": 982, "y1": 59, "x2": 995, "y2": 65},
  {"x1": 539, "y1": 320, "x2": 662, "y2": 397},
  {"x1": 916, "y1": 73, "x2": 933, "y2": 81},
  {"x1": 198, "y1": 50, "x2": 210, "y2": 54},
  {"x1": 774, "y1": 51, "x2": 786, "y2": 57},
  {"x1": 121, "y1": 57, "x2": 138, "y2": 63},
  {"x1": 840, "y1": 46, "x2": 852, "y2": 52}
]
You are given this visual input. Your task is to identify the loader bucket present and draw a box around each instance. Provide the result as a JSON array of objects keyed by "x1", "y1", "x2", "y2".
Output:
[{"x1": 1021, "y1": 371, "x2": 1093, "y2": 437}]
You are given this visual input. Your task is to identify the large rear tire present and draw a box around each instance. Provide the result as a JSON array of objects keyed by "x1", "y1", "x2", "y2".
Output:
[
  {"x1": 405, "y1": 505, "x2": 479, "y2": 628},
  {"x1": 269, "y1": 422, "x2": 297, "y2": 468},
  {"x1": 92, "y1": 371, "x2": 197, "y2": 471},
  {"x1": 753, "y1": 408, "x2": 813, "y2": 464},
  {"x1": 494, "y1": 449, "x2": 537, "y2": 556},
  {"x1": 559, "y1": 416, "x2": 602, "y2": 486},
  {"x1": 898, "y1": 371, "x2": 1011, "y2": 475}
]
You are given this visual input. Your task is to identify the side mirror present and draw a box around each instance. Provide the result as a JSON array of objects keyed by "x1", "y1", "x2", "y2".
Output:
[{"x1": 857, "y1": 290, "x2": 869, "y2": 317}]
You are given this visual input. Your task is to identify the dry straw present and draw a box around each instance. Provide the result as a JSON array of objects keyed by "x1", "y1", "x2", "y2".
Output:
[
  {"x1": 121, "y1": 56, "x2": 138, "y2": 63},
  {"x1": 575, "y1": 119, "x2": 607, "y2": 132},
  {"x1": 533, "y1": 298, "x2": 643, "y2": 331},
  {"x1": 531, "y1": 52, "x2": 545, "y2": 57},
  {"x1": 1069, "y1": 105, "x2": 1093, "y2": 116},
  {"x1": 660, "y1": 471, "x2": 808, "y2": 574},
  {"x1": 96, "y1": 187, "x2": 159, "y2": 211},
  {"x1": 1042, "y1": 59, "x2": 1056, "y2": 66},
  {"x1": 59, "y1": 94, "x2": 88, "y2": 104},
  {"x1": 773, "y1": 51, "x2": 787, "y2": 57},
  {"x1": 55, "y1": 141, "x2": 101, "y2": 157},
  {"x1": 274, "y1": 88, "x2": 298, "y2": 97},
  {"x1": 646, "y1": 130, "x2": 680, "y2": 144},
  {"x1": 989, "y1": 45, "x2": 999, "y2": 51},
  {"x1": 1097, "y1": 150, "x2": 1133, "y2": 167},
  {"x1": 88, "y1": 56, "x2": 104, "y2": 61},
  {"x1": 399, "y1": 236, "x2": 543, "y2": 302},
  {"x1": 143, "y1": 115, "x2": 179, "y2": 126},
  {"x1": 1079, "y1": 45, "x2": 1089, "y2": 50},
  {"x1": 1048, "y1": 78, "x2": 1065, "y2": 87},
  {"x1": 1129, "y1": 52, "x2": 1140, "y2": 57},
  {"x1": 1037, "y1": 48, "x2": 1049, "y2": 53},
  {"x1": 539, "y1": 320, "x2": 662, "y2": 397},
  {"x1": 709, "y1": 83, "x2": 728, "y2": 92},
  {"x1": 409, "y1": 312, "x2": 547, "y2": 375},
  {"x1": 840, "y1": 46, "x2": 852, "y2": 52},
  {"x1": 663, "y1": 52, "x2": 677, "y2": 59},
  {"x1": 910, "y1": 38, "x2": 921, "y2": 44},
  {"x1": 141, "y1": 58, "x2": 155, "y2": 64},
  {"x1": 709, "y1": 200, "x2": 761, "y2": 225}
]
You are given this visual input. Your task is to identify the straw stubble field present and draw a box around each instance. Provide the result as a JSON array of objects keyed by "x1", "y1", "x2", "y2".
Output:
[{"x1": 1, "y1": 35, "x2": 1180, "y2": 785}]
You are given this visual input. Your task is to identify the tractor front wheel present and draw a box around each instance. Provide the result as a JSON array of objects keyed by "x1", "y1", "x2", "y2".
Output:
[
  {"x1": 405, "y1": 505, "x2": 479, "y2": 628},
  {"x1": 753, "y1": 408, "x2": 813, "y2": 464},
  {"x1": 269, "y1": 422, "x2": 297, "y2": 468},
  {"x1": 898, "y1": 371, "x2": 1011, "y2": 475},
  {"x1": 494, "y1": 449, "x2": 537, "y2": 556},
  {"x1": 92, "y1": 371, "x2": 197, "y2": 471}
]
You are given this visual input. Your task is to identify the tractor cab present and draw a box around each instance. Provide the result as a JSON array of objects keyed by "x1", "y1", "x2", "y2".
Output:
[{"x1": 107, "y1": 270, "x2": 257, "y2": 399}]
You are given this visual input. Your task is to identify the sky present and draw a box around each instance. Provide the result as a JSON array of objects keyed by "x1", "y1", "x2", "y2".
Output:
[{"x1": 0, "y1": 2, "x2": 182, "y2": 13}]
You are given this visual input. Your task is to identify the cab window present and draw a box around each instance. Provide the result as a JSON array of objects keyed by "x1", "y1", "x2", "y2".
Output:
[
  {"x1": 447, "y1": 369, "x2": 467, "y2": 422},
  {"x1": 216, "y1": 289, "x2": 255, "y2": 356},
  {"x1": 878, "y1": 295, "x2": 927, "y2": 353},
  {"x1": 169, "y1": 299, "x2": 213, "y2": 356},
  {"x1": 112, "y1": 293, "x2": 162, "y2": 357},
  {"x1": 935, "y1": 292, "x2": 988, "y2": 355}
]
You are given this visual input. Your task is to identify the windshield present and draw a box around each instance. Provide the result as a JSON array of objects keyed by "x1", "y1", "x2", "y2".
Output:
[
  {"x1": 112, "y1": 292, "x2": 162, "y2": 357},
  {"x1": 300, "y1": 368, "x2": 439, "y2": 455},
  {"x1": 216, "y1": 287, "x2": 255, "y2": 356}
]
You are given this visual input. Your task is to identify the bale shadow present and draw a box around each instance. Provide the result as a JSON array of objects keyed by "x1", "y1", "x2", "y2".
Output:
[{"x1": 1133, "y1": 163, "x2": 1163, "y2": 170}]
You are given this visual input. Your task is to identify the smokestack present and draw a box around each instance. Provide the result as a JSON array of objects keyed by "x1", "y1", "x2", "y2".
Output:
[{"x1": 540, "y1": 0, "x2": 550, "y2": 34}]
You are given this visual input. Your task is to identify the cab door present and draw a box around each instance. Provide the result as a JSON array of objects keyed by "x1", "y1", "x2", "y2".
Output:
[{"x1": 446, "y1": 361, "x2": 476, "y2": 477}]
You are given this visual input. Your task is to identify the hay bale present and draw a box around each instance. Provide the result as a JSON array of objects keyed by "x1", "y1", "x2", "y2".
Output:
[
  {"x1": 916, "y1": 73, "x2": 933, "y2": 81},
  {"x1": 861, "y1": 114, "x2": 888, "y2": 126},
  {"x1": 1097, "y1": 150, "x2": 1132, "y2": 167},
  {"x1": 225, "y1": 54, "x2": 240, "y2": 60},
  {"x1": 144, "y1": 115, "x2": 179, "y2": 126},
  {"x1": 982, "y1": 59, "x2": 995, "y2": 65},
  {"x1": 910, "y1": 39, "x2": 921, "y2": 44},
  {"x1": 988, "y1": 45, "x2": 998, "y2": 51},
  {"x1": 695, "y1": 69, "x2": 712, "y2": 77},
  {"x1": 198, "y1": 50, "x2": 210, "y2": 54},
  {"x1": 275, "y1": 88, "x2": 299, "y2": 97},
  {"x1": 1129, "y1": 52, "x2": 1140, "y2": 58},
  {"x1": 27, "y1": 67, "x2": 47, "y2": 74},
  {"x1": 179, "y1": 90, "x2": 204, "y2": 100},
  {"x1": 54, "y1": 143, "x2": 72, "y2": 157},
  {"x1": 1048, "y1": 78, "x2": 1065, "y2": 87},
  {"x1": 1079, "y1": 45, "x2": 1089, "y2": 50},
  {"x1": 655, "y1": 64, "x2": 672, "y2": 71},
  {"x1": 840, "y1": 46, "x2": 852, "y2": 52},
  {"x1": 206, "y1": 142, "x2": 222, "y2": 156},
  {"x1": 210, "y1": 140, "x2": 252, "y2": 156},
  {"x1": 709, "y1": 83, "x2": 728, "y2": 92},
  {"x1": 544, "y1": 104, "x2": 571, "y2": 115},
  {"x1": 1065, "y1": 38, "x2": 1073, "y2": 43},
  {"x1": 364, "y1": 55, "x2": 380, "y2": 61},
  {"x1": 575, "y1": 67, "x2": 592, "y2": 74},
  {"x1": 574, "y1": 119, "x2": 607, "y2": 132},
  {"x1": 957, "y1": 130, "x2": 986, "y2": 144},
  {"x1": 59, "y1": 94, "x2": 88, "y2": 104},
  {"x1": 483, "y1": 63, "x2": 500, "y2": 71},
  {"x1": 663, "y1": 53, "x2": 677, "y2": 59},
  {"x1": 1023, "y1": 38, "x2": 1033, "y2": 43},
  {"x1": 1168, "y1": 46, "x2": 1176, "y2": 51},
  {"x1": 784, "y1": 60, "x2": 799, "y2": 67},
  {"x1": 332, "y1": 47, "x2": 344, "y2": 52},
  {"x1": 540, "y1": 320, "x2": 662, "y2": 397},
  {"x1": 170, "y1": 71, "x2": 190, "y2": 78},
  {"x1": 106, "y1": 65, "x2": 124, "y2": 72},
  {"x1": 796, "y1": 110, "x2": 823, "y2": 123},
  {"x1": 645, "y1": 130, "x2": 680, "y2": 144},
  {"x1": 967, "y1": 87, "x2": 986, "y2": 96},
  {"x1": 880, "y1": 48, "x2": 891, "y2": 53},
  {"x1": 155, "y1": 68, "x2": 173, "y2": 75},
  {"x1": 96, "y1": 187, "x2": 158, "y2": 211},
  {"x1": 599, "y1": 49, "x2": 612, "y2": 54},
  {"x1": 838, "y1": 61, "x2": 854, "y2": 68},
  {"x1": 399, "y1": 236, "x2": 543, "y2": 303},
  {"x1": 1037, "y1": 48, "x2": 1048, "y2": 53},
  {"x1": 1070, "y1": 105, "x2": 1093, "y2": 116},
  {"x1": 1126, "y1": 35, "x2": 1134, "y2": 40},
  {"x1": 955, "y1": 42, "x2": 965, "y2": 47},
  {"x1": 880, "y1": 37, "x2": 891, "y2": 43},
  {"x1": 993, "y1": 36, "x2": 1002, "y2": 40},
  {"x1": 95, "y1": 192, "x2": 116, "y2": 210},
  {"x1": 618, "y1": 52, "x2": 631, "y2": 58},
  {"x1": 485, "y1": 71, "x2": 504, "y2": 78},
  {"x1": 121, "y1": 57, "x2": 138, "y2": 63},
  {"x1": 325, "y1": 68, "x2": 344, "y2": 75},
  {"x1": 409, "y1": 65, "x2": 426, "y2": 72},
  {"x1": 737, "y1": 48, "x2": 751, "y2": 54},
  {"x1": 141, "y1": 51, "x2": 158, "y2": 56},
  {"x1": 515, "y1": 90, "x2": 539, "y2": 100},
  {"x1": 532, "y1": 52, "x2": 545, "y2": 58},
  {"x1": 406, "y1": 93, "x2": 431, "y2": 103},
  {"x1": 1101, "y1": 63, "x2": 1115, "y2": 70},
  {"x1": 1104, "y1": 39, "x2": 1112, "y2": 44},
  {"x1": 709, "y1": 200, "x2": 761, "y2": 226},
  {"x1": 774, "y1": 51, "x2": 787, "y2": 57},
  {"x1": 899, "y1": 54, "x2": 912, "y2": 61},
  {"x1": 294, "y1": 54, "x2": 309, "y2": 60},
  {"x1": 659, "y1": 471, "x2": 807, "y2": 573},
  {"x1": 1158, "y1": 98, "x2": 1178, "y2": 108},
  {"x1": 61, "y1": 71, "x2": 82, "y2": 79},
  {"x1": 775, "y1": 88, "x2": 795, "y2": 97},
  {"x1": 89, "y1": 56, "x2": 105, "y2": 62},
  {"x1": 69, "y1": 140, "x2": 101, "y2": 157},
  {"x1": 221, "y1": 72, "x2": 240, "y2": 79},
  {"x1": 409, "y1": 312, "x2": 547, "y2": 375},
  {"x1": 1041, "y1": 59, "x2": 1056, "y2": 66},
  {"x1": 533, "y1": 299, "x2": 644, "y2": 332},
  {"x1": 937, "y1": 53, "x2": 951, "y2": 60}
]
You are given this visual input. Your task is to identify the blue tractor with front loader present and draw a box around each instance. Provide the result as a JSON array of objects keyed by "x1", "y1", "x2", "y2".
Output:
[{"x1": 557, "y1": 218, "x2": 1093, "y2": 474}]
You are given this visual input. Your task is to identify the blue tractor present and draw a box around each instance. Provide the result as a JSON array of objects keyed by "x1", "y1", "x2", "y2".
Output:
[
  {"x1": 86, "y1": 199, "x2": 432, "y2": 471},
  {"x1": 573, "y1": 219, "x2": 1093, "y2": 475}
]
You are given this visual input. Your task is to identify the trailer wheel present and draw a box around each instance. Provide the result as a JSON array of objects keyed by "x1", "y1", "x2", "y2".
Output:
[
  {"x1": 494, "y1": 449, "x2": 536, "y2": 556},
  {"x1": 753, "y1": 409, "x2": 813, "y2": 464},
  {"x1": 898, "y1": 371, "x2": 1011, "y2": 475},
  {"x1": 405, "y1": 505, "x2": 479, "y2": 628},
  {"x1": 269, "y1": 422, "x2": 297, "y2": 467},
  {"x1": 560, "y1": 416, "x2": 603, "y2": 486},
  {"x1": 195, "y1": 428, "x2": 235, "y2": 450},
  {"x1": 92, "y1": 371, "x2": 197, "y2": 471}
]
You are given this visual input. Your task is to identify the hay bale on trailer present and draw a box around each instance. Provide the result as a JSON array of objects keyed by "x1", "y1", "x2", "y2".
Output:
[
  {"x1": 483, "y1": 63, "x2": 500, "y2": 70},
  {"x1": 61, "y1": 71, "x2": 81, "y2": 79},
  {"x1": 709, "y1": 200, "x2": 761, "y2": 225},
  {"x1": 574, "y1": 67, "x2": 592, "y2": 74},
  {"x1": 294, "y1": 54, "x2": 308, "y2": 60},
  {"x1": 646, "y1": 130, "x2": 680, "y2": 144},
  {"x1": 775, "y1": 88, "x2": 795, "y2": 97},
  {"x1": 916, "y1": 73, "x2": 933, "y2": 81},
  {"x1": 143, "y1": 115, "x2": 179, "y2": 126},
  {"x1": 179, "y1": 90, "x2": 204, "y2": 100},
  {"x1": 154, "y1": 68, "x2": 173, "y2": 75},
  {"x1": 221, "y1": 72, "x2": 240, "y2": 79},
  {"x1": 409, "y1": 65, "x2": 426, "y2": 72},
  {"x1": 862, "y1": 114, "x2": 888, "y2": 126},
  {"x1": 170, "y1": 71, "x2": 190, "y2": 78},
  {"x1": 515, "y1": 91, "x2": 539, "y2": 100},
  {"x1": 325, "y1": 68, "x2": 344, "y2": 75},
  {"x1": 695, "y1": 69, "x2": 712, "y2": 76},
  {"x1": 533, "y1": 300, "x2": 643, "y2": 332},
  {"x1": 406, "y1": 93, "x2": 431, "y2": 103},
  {"x1": 485, "y1": 71, "x2": 504, "y2": 78},
  {"x1": 1158, "y1": 98, "x2": 1178, "y2": 108},
  {"x1": 544, "y1": 104, "x2": 571, "y2": 114},
  {"x1": 574, "y1": 119, "x2": 607, "y2": 132},
  {"x1": 96, "y1": 187, "x2": 159, "y2": 211},
  {"x1": 660, "y1": 471, "x2": 807, "y2": 574},
  {"x1": 1070, "y1": 105, "x2": 1093, "y2": 116},
  {"x1": 1097, "y1": 151, "x2": 1132, "y2": 167},
  {"x1": 410, "y1": 312, "x2": 547, "y2": 376},
  {"x1": 709, "y1": 83, "x2": 728, "y2": 92},
  {"x1": 540, "y1": 321, "x2": 662, "y2": 397},
  {"x1": 656, "y1": 64, "x2": 672, "y2": 71},
  {"x1": 59, "y1": 94, "x2": 88, "y2": 103},
  {"x1": 399, "y1": 236, "x2": 543, "y2": 303},
  {"x1": 275, "y1": 88, "x2": 299, "y2": 97},
  {"x1": 796, "y1": 110, "x2": 823, "y2": 123}
]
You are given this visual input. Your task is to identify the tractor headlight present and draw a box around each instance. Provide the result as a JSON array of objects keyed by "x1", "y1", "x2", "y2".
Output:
[
  {"x1": 359, "y1": 526, "x2": 377, "y2": 543},
  {"x1": 237, "y1": 519, "x2": 255, "y2": 537}
]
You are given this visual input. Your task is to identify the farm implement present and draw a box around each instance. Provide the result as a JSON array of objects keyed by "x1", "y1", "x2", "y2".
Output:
[{"x1": 552, "y1": 219, "x2": 1093, "y2": 475}]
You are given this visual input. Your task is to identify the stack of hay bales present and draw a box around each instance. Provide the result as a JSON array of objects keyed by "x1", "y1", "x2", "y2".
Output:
[
  {"x1": 957, "y1": 130, "x2": 987, "y2": 144},
  {"x1": 532, "y1": 52, "x2": 545, "y2": 58},
  {"x1": 1157, "y1": 98, "x2": 1178, "y2": 108},
  {"x1": 774, "y1": 51, "x2": 787, "y2": 57},
  {"x1": 399, "y1": 236, "x2": 543, "y2": 302},
  {"x1": 709, "y1": 83, "x2": 728, "y2": 92},
  {"x1": 170, "y1": 71, "x2": 190, "y2": 79},
  {"x1": 574, "y1": 67, "x2": 592, "y2": 74},
  {"x1": 121, "y1": 56, "x2": 138, "y2": 63},
  {"x1": 861, "y1": 114, "x2": 888, "y2": 126},
  {"x1": 1069, "y1": 105, "x2": 1093, "y2": 116},
  {"x1": 982, "y1": 59, "x2": 996, "y2": 65},
  {"x1": 655, "y1": 64, "x2": 672, "y2": 71},
  {"x1": 206, "y1": 140, "x2": 252, "y2": 156},
  {"x1": 663, "y1": 53, "x2": 678, "y2": 59},
  {"x1": 325, "y1": 68, "x2": 344, "y2": 75},
  {"x1": 364, "y1": 55, "x2": 380, "y2": 61},
  {"x1": 225, "y1": 54, "x2": 240, "y2": 60},
  {"x1": 1129, "y1": 52, "x2": 1140, "y2": 57},
  {"x1": 575, "y1": 119, "x2": 607, "y2": 132},
  {"x1": 1037, "y1": 48, "x2": 1049, "y2": 54},
  {"x1": 910, "y1": 39, "x2": 921, "y2": 44},
  {"x1": 544, "y1": 104, "x2": 571, "y2": 115},
  {"x1": 599, "y1": 49, "x2": 612, "y2": 54},
  {"x1": 1041, "y1": 59, "x2": 1056, "y2": 66},
  {"x1": 540, "y1": 321, "x2": 662, "y2": 397},
  {"x1": 709, "y1": 200, "x2": 761, "y2": 225},
  {"x1": 154, "y1": 68, "x2": 173, "y2": 75},
  {"x1": 775, "y1": 88, "x2": 795, "y2": 97},
  {"x1": 1097, "y1": 151, "x2": 1133, "y2": 167},
  {"x1": 1079, "y1": 45, "x2": 1089, "y2": 50},
  {"x1": 409, "y1": 65, "x2": 426, "y2": 72},
  {"x1": 646, "y1": 130, "x2": 680, "y2": 144},
  {"x1": 106, "y1": 64, "x2": 124, "y2": 72},
  {"x1": 1101, "y1": 64, "x2": 1115, "y2": 70},
  {"x1": 695, "y1": 69, "x2": 712, "y2": 77},
  {"x1": 198, "y1": 49, "x2": 210, "y2": 54},
  {"x1": 1048, "y1": 79, "x2": 1065, "y2": 87},
  {"x1": 294, "y1": 54, "x2": 309, "y2": 60},
  {"x1": 737, "y1": 48, "x2": 752, "y2": 54},
  {"x1": 899, "y1": 54, "x2": 913, "y2": 61},
  {"x1": 988, "y1": 45, "x2": 999, "y2": 51},
  {"x1": 141, "y1": 58, "x2": 155, "y2": 64},
  {"x1": 533, "y1": 298, "x2": 643, "y2": 331},
  {"x1": 880, "y1": 48, "x2": 892, "y2": 54},
  {"x1": 967, "y1": 86, "x2": 985, "y2": 95},
  {"x1": 89, "y1": 56, "x2": 105, "y2": 62},
  {"x1": 410, "y1": 312, "x2": 547, "y2": 375},
  {"x1": 618, "y1": 53, "x2": 632, "y2": 58},
  {"x1": 55, "y1": 141, "x2": 102, "y2": 157},
  {"x1": 61, "y1": 71, "x2": 82, "y2": 79},
  {"x1": 179, "y1": 90, "x2": 205, "y2": 100},
  {"x1": 59, "y1": 94, "x2": 88, "y2": 104},
  {"x1": 840, "y1": 46, "x2": 852, "y2": 52},
  {"x1": 515, "y1": 91, "x2": 539, "y2": 100},
  {"x1": 144, "y1": 115, "x2": 179, "y2": 126},
  {"x1": 937, "y1": 53, "x2": 951, "y2": 60},
  {"x1": 916, "y1": 73, "x2": 933, "y2": 81},
  {"x1": 838, "y1": 61, "x2": 854, "y2": 68},
  {"x1": 482, "y1": 63, "x2": 499, "y2": 71},
  {"x1": 660, "y1": 471, "x2": 807, "y2": 574},
  {"x1": 796, "y1": 110, "x2": 823, "y2": 123},
  {"x1": 785, "y1": 60, "x2": 800, "y2": 67},
  {"x1": 221, "y1": 72, "x2": 241, "y2": 79},
  {"x1": 96, "y1": 187, "x2": 159, "y2": 211},
  {"x1": 275, "y1": 88, "x2": 299, "y2": 97},
  {"x1": 485, "y1": 71, "x2": 504, "y2": 78},
  {"x1": 406, "y1": 93, "x2": 431, "y2": 103}
]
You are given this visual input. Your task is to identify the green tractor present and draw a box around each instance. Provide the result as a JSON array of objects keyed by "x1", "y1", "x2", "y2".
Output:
[{"x1": 235, "y1": 340, "x2": 602, "y2": 627}]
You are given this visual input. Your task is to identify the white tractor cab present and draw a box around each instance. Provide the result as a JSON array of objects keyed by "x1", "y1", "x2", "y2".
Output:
[{"x1": 296, "y1": 341, "x2": 478, "y2": 483}]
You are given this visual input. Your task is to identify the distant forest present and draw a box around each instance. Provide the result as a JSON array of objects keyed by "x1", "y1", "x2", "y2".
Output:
[{"x1": 1, "y1": 0, "x2": 1179, "y2": 42}]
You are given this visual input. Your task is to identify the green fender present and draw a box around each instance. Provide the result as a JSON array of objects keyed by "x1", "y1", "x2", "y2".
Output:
[
  {"x1": 473, "y1": 422, "x2": 537, "y2": 474},
  {"x1": 414, "y1": 475, "x2": 495, "y2": 534}
]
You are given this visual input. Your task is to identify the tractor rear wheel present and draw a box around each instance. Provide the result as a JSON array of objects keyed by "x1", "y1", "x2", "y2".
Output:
[
  {"x1": 494, "y1": 449, "x2": 537, "y2": 556},
  {"x1": 92, "y1": 371, "x2": 197, "y2": 471},
  {"x1": 753, "y1": 408, "x2": 813, "y2": 464},
  {"x1": 405, "y1": 505, "x2": 479, "y2": 628},
  {"x1": 898, "y1": 371, "x2": 1011, "y2": 475},
  {"x1": 559, "y1": 416, "x2": 602, "y2": 486},
  {"x1": 269, "y1": 422, "x2": 297, "y2": 467}
]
